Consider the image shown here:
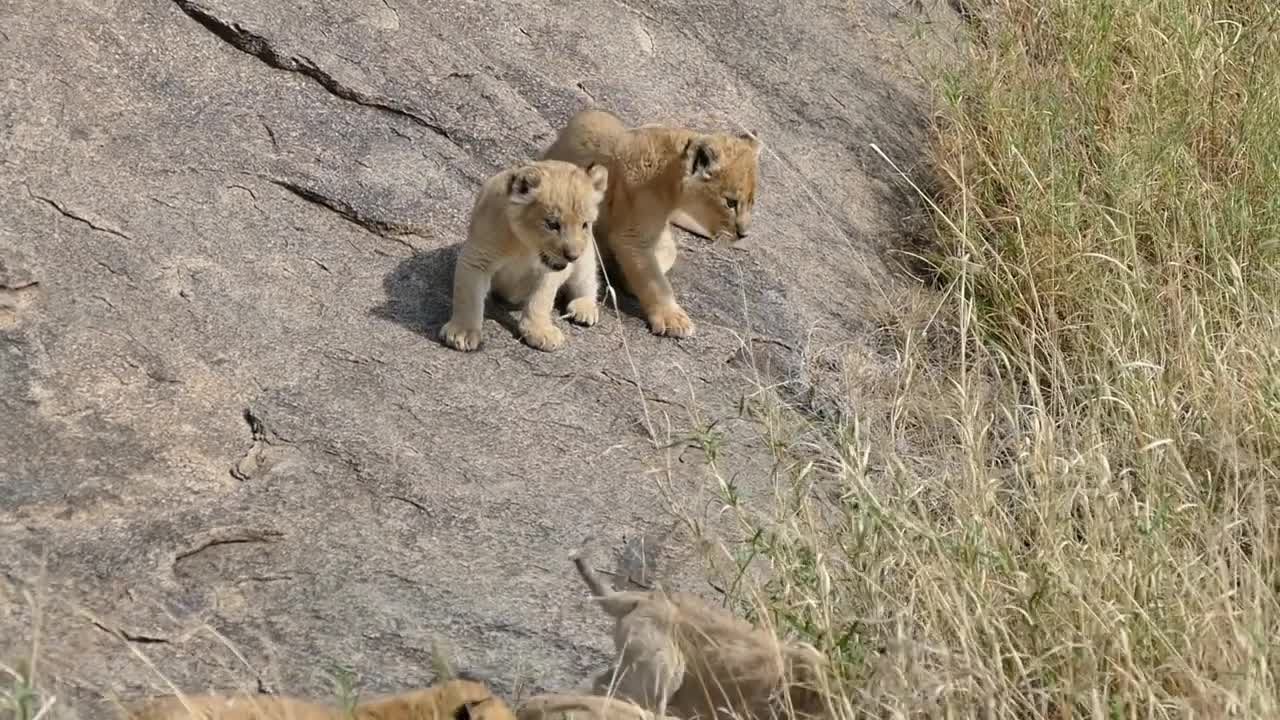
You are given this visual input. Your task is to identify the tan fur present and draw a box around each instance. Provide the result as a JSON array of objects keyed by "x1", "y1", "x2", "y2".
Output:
[
  {"x1": 121, "y1": 678, "x2": 517, "y2": 720},
  {"x1": 441, "y1": 159, "x2": 609, "y2": 352},
  {"x1": 516, "y1": 694, "x2": 675, "y2": 720},
  {"x1": 541, "y1": 109, "x2": 762, "y2": 339},
  {"x1": 571, "y1": 552, "x2": 828, "y2": 720}
]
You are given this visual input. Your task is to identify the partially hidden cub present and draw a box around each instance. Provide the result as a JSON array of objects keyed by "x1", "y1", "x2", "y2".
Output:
[
  {"x1": 120, "y1": 677, "x2": 516, "y2": 720},
  {"x1": 517, "y1": 694, "x2": 676, "y2": 720},
  {"x1": 441, "y1": 159, "x2": 608, "y2": 353},
  {"x1": 541, "y1": 109, "x2": 761, "y2": 339},
  {"x1": 571, "y1": 551, "x2": 828, "y2": 720}
]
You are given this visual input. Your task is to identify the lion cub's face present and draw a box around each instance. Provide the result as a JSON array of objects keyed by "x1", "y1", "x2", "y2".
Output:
[
  {"x1": 679, "y1": 132, "x2": 761, "y2": 243},
  {"x1": 506, "y1": 160, "x2": 608, "y2": 271}
]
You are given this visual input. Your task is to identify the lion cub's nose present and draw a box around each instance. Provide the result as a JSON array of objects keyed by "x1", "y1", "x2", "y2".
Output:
[{"x1": 564, "y1": 250, "x2": 581, "y2": 262}]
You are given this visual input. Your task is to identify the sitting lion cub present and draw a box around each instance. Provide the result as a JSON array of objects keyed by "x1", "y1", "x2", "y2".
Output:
[
  {"x1": 571, "y1": 552, "x2": 829, "y2": 720},
  {"x1": 541, "y1": 109, "x2": 761, "y2": 339},
  {"x1": 441, "y1": 159, "x2": 608, "y2": 352},
  {"x1": 121, "y1": 677, "x2": 517, "y2": 720}
]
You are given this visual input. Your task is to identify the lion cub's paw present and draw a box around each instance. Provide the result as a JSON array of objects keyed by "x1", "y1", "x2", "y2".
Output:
[
  {"x1": 519, "y1": 319, "x2": 565, "y2": 352},
  {"x1": 566, "y1": 297, "x2": 600, "y2": 327},
  {"x1": 441, "y1": 321, "x2": 483, "y2": 351},
  {"x1": 648, "y1": 304, "x2": 695, "y2": 338}
]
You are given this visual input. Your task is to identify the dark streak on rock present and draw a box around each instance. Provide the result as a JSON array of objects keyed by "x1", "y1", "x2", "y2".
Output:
[
  {"x1": 94, "y1": 260, "x2": 131, "y2": 279},
  {"x1": 91, "y1": 621, "x2": 170, "y2": 645},
  {"x1": 266, "y1": 177, "x2": 423, "y2": 251},
  {"x1": 231, "y1": 407, "x2": 281, "y2": 481},
  {"x1": 175, "y1": 530, "x2": 284, "y2": 565},
  {"x1": 258, "y1": 114, "x2": 281, "y2": 151},
  {"x1": 149, "y1": 196, "x2": 181, "y2": 210},
  {"x1": 598, "y1": 369, "x2": 684, "y2": 409},
  {"x1": 26, "y1": 187, "x2": 134, "y2": 242},
  {"x1": 387, "y1": 494, "x2": 431, "y2": 515},
  {"x1": 171, "y1": 0, "x2": 457, "y2": 143}
]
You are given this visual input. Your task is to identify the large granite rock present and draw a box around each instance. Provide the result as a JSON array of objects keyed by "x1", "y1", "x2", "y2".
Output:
[{"x1": 0, "y1": 0, "x2": 956, "y2": 715}]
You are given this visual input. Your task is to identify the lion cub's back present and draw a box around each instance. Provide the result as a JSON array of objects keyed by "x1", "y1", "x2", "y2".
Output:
[
  {"x1": 542, "y1": 109, "x2": 628, "y2": 168},
  {"x1": 121, "y1": 693, "x2": 339, "y2": 720}
]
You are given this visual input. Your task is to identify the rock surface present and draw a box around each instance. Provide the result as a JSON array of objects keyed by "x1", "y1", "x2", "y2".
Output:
[{"x1": 0, "y1": 0, "x2": 956, "y2": 715}]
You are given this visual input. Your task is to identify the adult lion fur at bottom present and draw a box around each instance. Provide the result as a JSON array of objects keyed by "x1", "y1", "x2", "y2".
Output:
[
  {"x1": 570, "y1": 551, "x2": 830, "y2": 720},
  {"x1": 516, "y1": 694, "x2": 677, "y2": 720},
  {"x1": 121, "y1": 677, "x2": 516, "y2": 720}
]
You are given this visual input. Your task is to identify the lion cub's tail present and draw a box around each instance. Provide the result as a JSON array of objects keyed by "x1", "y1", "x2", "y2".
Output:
[
  {"x1": 571, "y1": 551, "x2": 644, "y2": 618},
  {"x1": 572, "y1": 552, "x2": 612, "y2": 597}
]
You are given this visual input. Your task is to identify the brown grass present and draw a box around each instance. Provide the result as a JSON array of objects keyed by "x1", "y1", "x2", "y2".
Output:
[{"x1": 700, "y1": 1, "x2": 1280, "y2": 717}]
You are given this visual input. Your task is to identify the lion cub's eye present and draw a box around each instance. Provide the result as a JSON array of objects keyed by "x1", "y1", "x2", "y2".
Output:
[
  {"x1": 724, "y1": 196, "x2": 739, "y2": 211},
  {"x1": 581, "y1": 221, "x2": 589, "y2": 230},
  {"x1": 545, "y1": 218, "x2": 561, "y2": 232}
]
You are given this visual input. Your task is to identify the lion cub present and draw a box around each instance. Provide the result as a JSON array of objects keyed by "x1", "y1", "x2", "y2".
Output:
[
  {"x1": 517, "y1": 694, "x2": 676, "y2": 720},
  {"x1": 121, "y1": 677, "x2": 517, "y2": 720},
  {"x1": 541, "y1": 109, "x2": 761, "y2": 339},
  {"x1": 571, "y1": 552, "x2": 828, "y2": 720},
  {"x1": 441, "y1": 159, "x2": 608, "y2": 352}
]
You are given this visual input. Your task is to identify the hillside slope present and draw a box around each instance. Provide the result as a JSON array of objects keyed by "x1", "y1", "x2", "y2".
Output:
[{"x1": 0, "y1": 0, "x2": 956, "y2": 714}]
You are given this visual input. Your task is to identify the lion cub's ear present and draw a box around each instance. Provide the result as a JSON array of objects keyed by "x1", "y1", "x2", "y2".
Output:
[
  {"x1": 737, "y1": 130, "x2": 763, "y2": 158},
  {"x1": 586, "y1": 163, "x2": 608, "y2": 204},
  {"x1": 682, "y1": 137, "x2": 719, "y2": 180},
  {"x1": 508, "y1": 166, "x2": 542, "y2": 205}
]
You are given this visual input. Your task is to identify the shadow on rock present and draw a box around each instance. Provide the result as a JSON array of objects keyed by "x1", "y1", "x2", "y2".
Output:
[{"x1": 370, "y1": 245, "x2": 524, "y2": 344}]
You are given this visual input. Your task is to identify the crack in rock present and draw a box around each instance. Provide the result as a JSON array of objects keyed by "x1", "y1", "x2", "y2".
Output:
[
  {"x1": 266, "y1": 178, "x2": 425, "y2": 251},
  {"x1": 230, "y1": 407, "x2": 295, "y2": 481},
  {"x1": 91, "y1": 621, "x2": 170, "y2": 645},
  {"x1": 386, "y1": 494, "x2": 431, "y2": 516},
  {"x1": 172, "y1": 0, "x2": 456, "y2": 143},
  {"x1": 25, "y1": 187, "x2": 134, "y2": 241},
  {"x1": 597, "y1": 369, "x2": 684, "y2": 409},
  {"x1": 175, "y1": 528, "x2": 285, "y2": 567}
]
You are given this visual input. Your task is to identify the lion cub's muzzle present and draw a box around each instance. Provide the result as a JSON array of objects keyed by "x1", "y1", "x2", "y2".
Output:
[
  {"x1": 540, "y1": 253, "x2": 571, "y2": 271},
  {"x1": 712, "y1": 226, "x2": 744, "y2": 246}
]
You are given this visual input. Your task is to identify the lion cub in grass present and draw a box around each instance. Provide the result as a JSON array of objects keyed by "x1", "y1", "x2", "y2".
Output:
[
  {"x1": 121, "y1": 677, "x2": 516, "y2": 720},
  {"x1": 441, "y1": 159, "x2": 608, "y2": 353},
  {"x1": 571, "y1": 552, "x2": 829, "y2": 720},
  {"x1": 541, "y1": 109, "x2": 761, "y2": 339}
]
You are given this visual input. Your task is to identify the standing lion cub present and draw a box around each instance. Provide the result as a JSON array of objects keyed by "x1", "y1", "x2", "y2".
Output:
[
  {"x1": 441, "y1": 159, "x2": 608, "y2": 352},
  {"x1": 571, "y1": 552, "x2": 828, "y2": 720},
  {"x1": 541, "y1": 109, "x2": 761, "y2": 339}
]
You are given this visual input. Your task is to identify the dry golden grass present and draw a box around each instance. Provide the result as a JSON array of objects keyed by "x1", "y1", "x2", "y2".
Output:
[{"x1": 696, "y1": 1, "x2": 1280, "y2": 717}]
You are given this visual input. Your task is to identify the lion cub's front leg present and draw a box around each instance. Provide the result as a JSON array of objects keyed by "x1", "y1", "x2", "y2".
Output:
[
  {"x1": 518, "y1": 269, "x2": 567, "y2": 352},
  {"x1": 614, "y1": 235, "x2": 694, "y2": 338},
  {"x1": 440, "y1": 256, "x2": 492, "y2": 352},
  {"x1": 563, "y1": 239, "x2": 600, "y2": 327}
]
